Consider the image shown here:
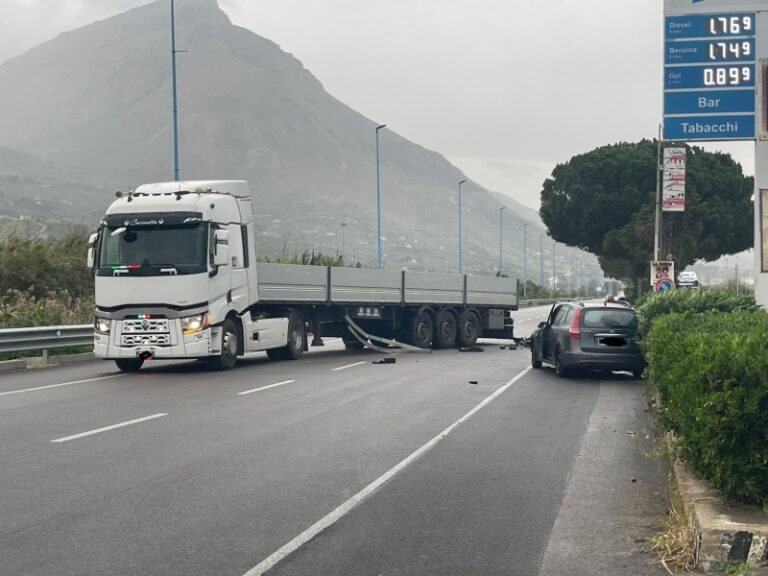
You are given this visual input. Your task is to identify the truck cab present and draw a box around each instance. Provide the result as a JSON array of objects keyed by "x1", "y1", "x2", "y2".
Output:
[{"x1": 90, "y1": 180, "x2": 287, "y2": 371}]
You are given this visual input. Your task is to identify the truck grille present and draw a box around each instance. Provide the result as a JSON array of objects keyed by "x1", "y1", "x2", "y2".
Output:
[
  {"x1": 120, "y1": 318, "x2": 171, "y2": 346},
  {"x1": 121, "y1": 334, "x2": 171, "y2": 346},
  {"x1": 122, "y1": 319, "x2": 170, "y2": 333}
]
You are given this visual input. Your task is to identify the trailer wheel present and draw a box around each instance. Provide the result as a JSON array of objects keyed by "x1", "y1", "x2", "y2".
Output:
[
  {"x1": 405, "y1": 311, "x2": 433, "y2": 349},
  {"x1": 115, "y1": 358, "x2": 143, "y2": 372},
  {"x1": 457, "y1": 310, "x2": 480, "y2": 348},
  {"x1": 433, "y1": 309, "x2": 457, "y2": 349},
  {"x1": 209, "y1": 318, "x2": 239, "y2": 370}
]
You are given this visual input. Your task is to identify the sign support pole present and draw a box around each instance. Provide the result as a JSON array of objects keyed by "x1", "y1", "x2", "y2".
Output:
[
  {"x1": 755, "y1": 13, "x2": 768, "y2": 307},
  {"x1": 654, "y1": 123, "x2": 663, "y2": 262}
]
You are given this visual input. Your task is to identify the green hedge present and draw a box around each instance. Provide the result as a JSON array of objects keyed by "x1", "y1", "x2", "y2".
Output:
[
  {"x1": 645, "y1": 310, "x2": 768, "y2": 506},
  {"x1": 636, "y1": 288, "x2": 757, "y2": 339}
]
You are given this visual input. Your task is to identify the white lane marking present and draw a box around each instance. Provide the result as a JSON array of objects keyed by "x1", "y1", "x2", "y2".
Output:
[
  {"x1": 0, "y1": 374, "x2": 126, "y2": 398},
  {"x1": 331, "y1": 361, "x2": 366, "y2": 372},
  {"x1": 50, "y1": 413, "x2": 167, "y2": 443},
  {"x1": 242, "y1": 365, "x2": 533, "y2": 576},
  {"x1": 238, "y1": 380, "x2": 296, "y2": 396}
]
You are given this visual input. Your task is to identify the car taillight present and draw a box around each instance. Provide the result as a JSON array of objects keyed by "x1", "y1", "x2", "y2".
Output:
[{"x1": 569, "y1": 308, "x2": 581, "y2": 340}]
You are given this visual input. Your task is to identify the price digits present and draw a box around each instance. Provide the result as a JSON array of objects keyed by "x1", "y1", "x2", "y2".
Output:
[
  {"x1": 703, "y1": 66, "x2": 751, "y2": 86},
  {"x1": 708, "y1": 41, "x2": 751, "y2": 60},
  {"x1": 708, "y1": 15, "x2": 753, "y2": 35}
]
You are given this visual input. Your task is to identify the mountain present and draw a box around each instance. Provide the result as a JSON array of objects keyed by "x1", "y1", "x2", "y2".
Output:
[{"x1": 0, "y1": 0, "x2": 595, "y2": 276}]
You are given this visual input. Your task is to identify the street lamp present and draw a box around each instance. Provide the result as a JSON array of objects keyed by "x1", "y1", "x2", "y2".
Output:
[
  {"x1": 339, "y1": 221, "x2": 347, "y2": 257},
  {"x1": 375, "y1": 124, "x2": 386, "y2": 269},
  {"x1": 522, "y1": 222, "x2": 530, "y2": 298},
  {"x1": 539, "y1": 233, "x2": 545, "y2": 287},
  {"x1": 498, "y1": 207, "x2": 506, "y2": 276},
  {"x1": 458, "y1": 179, "x2": 467, "y2": 273}
]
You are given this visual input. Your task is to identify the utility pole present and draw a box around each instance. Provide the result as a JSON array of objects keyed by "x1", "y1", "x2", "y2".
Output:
[
  {"x1": 170, "y1": 0, "x2": 180, "y2": 181},
  {"x1": 653, "y1": 123, "x2": 663, "y2": 262}
]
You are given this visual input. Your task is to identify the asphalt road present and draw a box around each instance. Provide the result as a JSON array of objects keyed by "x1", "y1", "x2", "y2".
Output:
[{"x1": 0, "y1": 304, "x2": 668, "y2": 576}]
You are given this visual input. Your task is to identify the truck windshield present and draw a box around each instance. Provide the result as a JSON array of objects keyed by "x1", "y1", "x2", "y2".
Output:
[{"x1": 99, "y1": 223, "x2": 207, "y2": 275}]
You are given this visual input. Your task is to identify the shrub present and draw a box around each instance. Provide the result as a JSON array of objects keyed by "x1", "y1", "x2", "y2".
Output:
[
  {"x1": 636, "y1": 288, "x2": 757, "y2": 339},
  {"x1": 645, "y1": 310, "x2": 768, "y2": 506},
  {"x1": 0, "y1": 289, "x2": 94, "y2": 328}
]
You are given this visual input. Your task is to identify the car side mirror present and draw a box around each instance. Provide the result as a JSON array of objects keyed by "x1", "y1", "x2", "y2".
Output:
[{"x1": 538, "y1": 321, "x2": 547, "y2": 329}]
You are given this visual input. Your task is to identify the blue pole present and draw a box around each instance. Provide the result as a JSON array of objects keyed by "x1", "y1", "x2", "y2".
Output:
[
  {"x1": 375, "y1": 124, "x2": 386, "y2": 269},
  {"x1": 522, "y1": 223, "x2": 529, "y2": 298},
  {"x1": 552, "y1": 241, "x2": 556, "y2": 297},
  {"x1": 171, "y1": 0, "x2": 180, "y2": 181},
  {"x1": 498, "y1": 207, "x2": 505, "y2": 275},
  {"x1": 459, "y1": 179, "x2": 466, "y2": 273}
]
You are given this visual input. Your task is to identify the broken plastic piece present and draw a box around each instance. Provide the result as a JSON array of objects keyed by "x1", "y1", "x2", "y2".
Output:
[
  {"x1": 372, "y1": 357, "x2": 396, "y2": 364},
  {"x1": 459, "y1": 346, "x2": 484, "y2": 352}
]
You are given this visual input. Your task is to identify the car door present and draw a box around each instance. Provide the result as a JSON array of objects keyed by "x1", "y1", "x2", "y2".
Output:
[
  {"x1": 549, "y1": 305, "x2": 573, "y2": 357},
  {"x1": 543, "y1": 305, "x2": 569, "y2": 361},
  {"x1": 534, "y1": 304, "x2": 557, "y2": 361}
]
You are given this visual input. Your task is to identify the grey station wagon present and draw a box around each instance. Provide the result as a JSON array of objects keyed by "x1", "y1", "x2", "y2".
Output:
[{"x1": 530, "y1": 301, "x2": 644, "y2": 378}]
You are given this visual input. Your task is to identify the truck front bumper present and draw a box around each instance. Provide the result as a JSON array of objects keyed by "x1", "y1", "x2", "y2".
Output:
[{"x1": 94, "y1": 328, "x2": 216, "y2": 360}]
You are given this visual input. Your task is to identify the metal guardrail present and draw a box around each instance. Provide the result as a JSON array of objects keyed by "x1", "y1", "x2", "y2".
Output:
[{"x1": 0, "y1": 325, "x2": 93, "y2": 358}]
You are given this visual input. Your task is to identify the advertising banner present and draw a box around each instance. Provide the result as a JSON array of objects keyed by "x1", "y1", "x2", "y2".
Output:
[{"x1": 662, "y1": 147, "x2": 687, "y2": 212}]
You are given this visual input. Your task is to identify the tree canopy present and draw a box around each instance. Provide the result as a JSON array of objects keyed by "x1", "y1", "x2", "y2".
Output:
[{"x1": 539, "y1": 140, "x2": 753, "y2": 282}]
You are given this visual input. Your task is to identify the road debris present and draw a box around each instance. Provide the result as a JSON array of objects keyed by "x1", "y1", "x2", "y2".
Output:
[{"x1": 372, "y1": 357, "x2": 396, "y2": 364}]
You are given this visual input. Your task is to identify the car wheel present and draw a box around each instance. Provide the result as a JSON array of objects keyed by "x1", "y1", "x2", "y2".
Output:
[
  {"x1": 554, "y1": 347, "x2": 569, "y2": 378},
  {"x1": 531, "y1": 348, "x2": 542, "y2": 369}
]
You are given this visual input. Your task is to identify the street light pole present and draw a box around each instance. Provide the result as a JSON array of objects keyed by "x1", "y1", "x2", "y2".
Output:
[
  {"x1": 498, "y1": 207, "x2": 506, "y2": 276},
  {"x1": 375, "y1": 124, "x2": 386, "y2": 269},
  {"x1": 522, "y1": 222, "x2": 530, "y2": 298},
  {"x1": 539, "y1": 233, "x2": 545, "y2": 286},
  {"x1": 458, "y1": 179, "x2": 466, "y2": 273},
  {"x1": 339, "y1": 221, "x2": 346, "y2": 257},
  {"x1": 170, "y1": 0, "x2": 180, "y2": 181},
  {"x1": 552, "y1": 241, "x2": 556, "y2": 298}
]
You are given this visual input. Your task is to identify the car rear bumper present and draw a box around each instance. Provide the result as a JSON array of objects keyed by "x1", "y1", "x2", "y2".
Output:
[{"x1": 560, "y1": 350, "x2": 643, "y2": 373}]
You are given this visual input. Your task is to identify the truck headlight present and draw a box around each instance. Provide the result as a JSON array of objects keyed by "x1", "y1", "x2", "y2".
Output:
[
  {"x1": 95, "y1": 317, "x2": 111, "y2": 334},
  {"x1": 181, "y1": 313, "x2": 210, "y2": 335}
]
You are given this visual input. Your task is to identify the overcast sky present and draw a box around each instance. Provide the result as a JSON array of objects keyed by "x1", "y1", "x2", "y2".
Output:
[{"x1": 0, "y1": 0, "x2": 755, "y2": 210}]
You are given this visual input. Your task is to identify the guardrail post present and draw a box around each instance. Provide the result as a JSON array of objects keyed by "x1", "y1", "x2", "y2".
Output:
[{"x1": 42, "y1": 348, "x2": 49, "y2": 365}]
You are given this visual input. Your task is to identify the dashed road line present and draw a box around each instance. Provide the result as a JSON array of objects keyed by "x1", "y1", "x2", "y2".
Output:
[
  {"x1": 331, "y1": 361, "x2": 366, "y2": 372},
  {"x1": 0, "y1": 374, "x2": 126, "y2": 398},
  {"x1": 238, "y1": 380, "x2": 296, "y2": 396},
  {"x1": 50, "y1": 413, "x2": 167, "y2": 443}
]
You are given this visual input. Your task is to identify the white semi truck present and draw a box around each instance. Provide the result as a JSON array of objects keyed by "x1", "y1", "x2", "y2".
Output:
[{"x1": 89, "y1": 180, "x2": 519, "y2": 372}]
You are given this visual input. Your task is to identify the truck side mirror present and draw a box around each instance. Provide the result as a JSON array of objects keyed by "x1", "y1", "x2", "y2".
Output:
[
  {"x1": 213, "y1": 229, "x2": 230, "y2": 267},
  {"x1": 86, "y1": 232, "x2": 98, "y2": 269}
]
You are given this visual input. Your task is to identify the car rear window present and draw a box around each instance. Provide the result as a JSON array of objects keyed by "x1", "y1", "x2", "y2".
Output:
[{"x1": 581, "y1": 309, "x2": 637, "y2": 329}]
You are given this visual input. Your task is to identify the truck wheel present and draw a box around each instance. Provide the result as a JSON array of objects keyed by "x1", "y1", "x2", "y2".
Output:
[
  {"x1": 277, "y1": 311, "x2": 306, "y2": 360},
  {"x1": 433, "y1": 309, "x2": 457, "y2": 349},
  {"x1": 457, "y1": 310, "x2": 480, "y2": 348},
  {"x1": 115, "y1": 358, "x2": 143, "y2": 372},
  {"x1": 209, "y1": 318, "x2": 239, "y2": 370},
  {"x1": 406, "y1": 311, "x2": 433, "y2": 348}
]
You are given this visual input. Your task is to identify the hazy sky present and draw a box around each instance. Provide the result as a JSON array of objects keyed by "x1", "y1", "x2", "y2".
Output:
[{"x1": 0, "y1": 0, "x2": 755, "y2": 210}]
